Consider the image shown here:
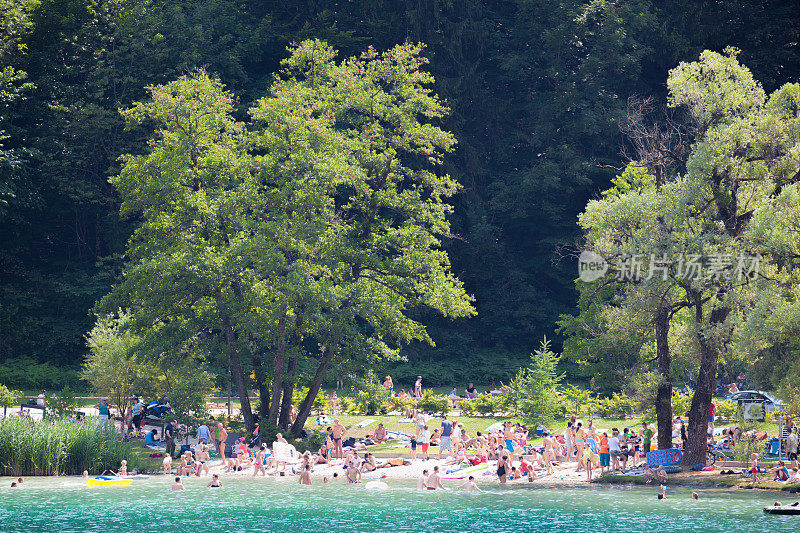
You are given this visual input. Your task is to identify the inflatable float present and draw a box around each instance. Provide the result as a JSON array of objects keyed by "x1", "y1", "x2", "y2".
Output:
[
  {"x1": 443, "y1": 464, "x2": 488, "y2": 479},
  {"x1": 86, "y1": 476, "x2": 133, "y2": 487},
  {"x1": 764, "y1": 505, "x2": 800, "y2": 515}
]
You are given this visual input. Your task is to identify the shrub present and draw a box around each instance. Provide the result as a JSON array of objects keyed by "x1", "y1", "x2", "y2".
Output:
[
  {"x1": 338, "y1": 397, "x2": 353, "y2": 414},
  {"x1": 0, "y1": 384, "x2": 22, "y2": 418},
  {"x1": 715, "y1": 399, "x2": 738, "y2": 421},
  {"x1": 561, "y1": 384, "x2": 592, "y2": 416},
  {"x1": 351, "y1": 371, "x2": 389, "y2": 415},
  {"x1": 458, "y1": 399, "x2": 475, "y2": 416},
  {"x1": 0, "y1": 417, "x2": 140, "y2": 476},
  {"x1": 475, "y1": 393, "x2": 499, "y2": 416},
  {"x1": 390, "y1": 396, "x2": 413, "y2": 415},
  {"x1": 418, "y1": 390, "x2": 450, "y2": 416}
]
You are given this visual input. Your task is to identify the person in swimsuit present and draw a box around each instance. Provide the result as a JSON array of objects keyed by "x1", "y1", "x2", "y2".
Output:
[
  {"x1": 418, "y1": 469, "x2": 429, "y2": 490},
  {"x1": 332, "y1": 419, "x2": 345, "y2": 459},
  {"x1": 503, "y1": 421, "x2": 516, "y2": 463},
  {"x1": 253, "y1": 444, "x2": 268, "y2": 477},
  {"x1": 564, "y1": 421, "x2": 574, "y2": 463},
  {"x1": 299, "y1": 464, "x2": 312, "y2": 485},
  {"x1": 195, "y1": 444, "x2": 210, "y2": 477},
  {"x1": 459, "y1": 475, "x2": 483, "y2": 493},
  {"x1": 497, "y1": 454, "x2": 509, "y2": 484},
  {"x1": 542, "y1": 431, "x2": 555, "y2": 475},
  {"x1": 346, "y1": 460, "x2": 361, "y2": 483},
  {"x1": 574, "y1": 422, "x2": 586, "y2": 472},
  {"x1": 217, "y1": 423, "x2": 228, "y2": 465},
  {"x1": 426, "y1": 465, "x2": 446, "y2": 490},
  {"x1": 172, "y1": 476, "x2": 185, "y2": 491},
  {"x1": 207, "y1": 473, "x2": 222, "y2": 487}
]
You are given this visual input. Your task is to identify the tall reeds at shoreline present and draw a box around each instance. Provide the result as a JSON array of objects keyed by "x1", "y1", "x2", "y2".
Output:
[{"x1": 0, "y1": 417, "x2": 139, "y2": 476}]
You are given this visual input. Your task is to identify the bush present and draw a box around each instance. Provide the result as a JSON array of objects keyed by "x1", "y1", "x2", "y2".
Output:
[
  {"x1": 389, "y1": 396, "x2": 413, "y2": 415},
  {"x1": 0, "y1": 417, "x2": 140, "y2": 476},
  {"x1": 458, "y1": 399, "x2": 475, "y2": 416},
  {"x1": 351, "y1": 371, "x2": 390, "y2": 415},
  {"x1": 418, "y1": 390, "x2": 450, "y2": 416},
  {"x1": 715, "y1": 399, "x2": 738, "y2": 421},
  {"x1": 733, "y1": 436, "x2": 762, "y2": 464},
  {"x1": 0, "y1": 384, "x2": 22, "y2": 417},
  {"x1": 339, "y1": 397, "x2": 353, "y2": 414},
  {"x1": 474, "y1": 393, "x2": 500, "y2": 416}
]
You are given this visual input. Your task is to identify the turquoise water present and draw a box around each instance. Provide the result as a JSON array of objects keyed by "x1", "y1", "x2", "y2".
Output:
[{"x1": 0, "y1": 476, "x2": 793, "y2": 532}]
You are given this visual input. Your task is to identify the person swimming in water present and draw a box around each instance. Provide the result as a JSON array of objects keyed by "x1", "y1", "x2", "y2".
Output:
[
  {"x1": 426, "y1": 466, "x2": 446, "y2": 491},
  {"x1": 458, "y1": 475, "x2": 482, "y2": 493},
  {"x1": 172, "y1": 476, "x2": 185, "y2": 491},
  {"x1": 299, "y1": 464, "x2": 312, "y2": 485},
  {"x1": 207, "y1": 473, "x2": 222, "y2": 487}
]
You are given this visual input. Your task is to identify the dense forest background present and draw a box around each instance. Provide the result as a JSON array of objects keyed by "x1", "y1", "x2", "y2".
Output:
[{"x1": 1, "y1": 0, "x2": 799, "y2": 389}]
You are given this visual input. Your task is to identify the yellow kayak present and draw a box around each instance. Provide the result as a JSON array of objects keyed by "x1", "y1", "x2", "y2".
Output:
[{"x1": 86, "y1": 477, "x2": 133, "y2": 486}]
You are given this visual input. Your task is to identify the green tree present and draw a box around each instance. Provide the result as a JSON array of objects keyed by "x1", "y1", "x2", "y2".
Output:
[
  {"x1": 82, "y1": 311, "x2": 158, "y2": 416},
  {"x1": 0, "y1": 383, "x2": 22, "y2": 417},
  {"x1": 512, "y1": 338, "x2": 564, "y2": 426}
]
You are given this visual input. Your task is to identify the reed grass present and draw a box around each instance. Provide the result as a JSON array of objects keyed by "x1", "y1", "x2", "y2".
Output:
[{"x1": 0, "y1": 417, "x2": 140, "y2": 476}]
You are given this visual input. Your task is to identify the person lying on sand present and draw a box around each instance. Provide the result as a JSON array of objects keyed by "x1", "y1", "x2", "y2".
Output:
[{"x1": 376, "y1": 457, "x2": 411, "y2": 468}]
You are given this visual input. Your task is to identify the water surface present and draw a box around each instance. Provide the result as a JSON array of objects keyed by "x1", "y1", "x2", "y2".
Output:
[{"x1": 0, "y1": 476, "x2": 792, "y2": 532}]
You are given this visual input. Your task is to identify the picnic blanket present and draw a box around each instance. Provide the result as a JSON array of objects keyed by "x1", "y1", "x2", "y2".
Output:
[
  {"x1": 355, "y1": 419, "x2": 377, "y2": 428},
  {"x1": 647, "y1": 448, "x2": 682, "y2": 468}
]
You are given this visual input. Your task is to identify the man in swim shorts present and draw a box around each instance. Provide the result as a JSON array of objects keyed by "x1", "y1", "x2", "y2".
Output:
[
  {"x1": 438, "y1": 415, "x2": 453, "y2": 460},
  {"x1": 332, "y1": 419, "x2": 345, "y2": 459},
  {"x1": 426, "y1": 465, "x2": 446, "y2": 490}
]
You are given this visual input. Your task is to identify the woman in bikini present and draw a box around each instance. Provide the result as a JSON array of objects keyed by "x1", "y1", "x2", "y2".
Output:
[{"x1": 542, "y1": 431, "x2": 555, "y2": 475}]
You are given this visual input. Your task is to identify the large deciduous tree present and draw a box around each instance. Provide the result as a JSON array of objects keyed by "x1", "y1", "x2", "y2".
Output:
[{"x1": 579, "y1": 48, "x2": 800, "y2": 464}]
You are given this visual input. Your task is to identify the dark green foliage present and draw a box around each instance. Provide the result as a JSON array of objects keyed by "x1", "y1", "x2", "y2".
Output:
[{"x1": 2, "y1": 0, "x2": 800, "y2": 387}]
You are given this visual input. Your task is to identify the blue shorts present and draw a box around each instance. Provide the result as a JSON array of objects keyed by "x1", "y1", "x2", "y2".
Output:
[
  {"x1": 708, "y1": 415, "x2": 714, "y2": 423},
  {"x1": 440, "y1": 436, "x2": 452, "y2": 451},
  {"x1": 599, "y1": 453, "x2": 610, "y2": 467},
  {"x1": 505, "y1": 439, "x2": 514, "y2": 452}
]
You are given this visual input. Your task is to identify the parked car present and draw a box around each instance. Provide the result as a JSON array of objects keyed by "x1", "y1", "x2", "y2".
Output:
[{"x1": 728, "y1": 390, "x2": 786, "y2": 413}]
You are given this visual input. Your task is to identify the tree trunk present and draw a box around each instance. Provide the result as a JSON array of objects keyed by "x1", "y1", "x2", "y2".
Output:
[
  {"x1": 267, "y1": 312, "x2": 287, "y2": 424},
  {"x1": 279, "y1": 355, "x2": 297, "y2": 429},
  {"x1": 251, "y1": 351, "x2": 270, "y2": 420},
  {"x1": 654, "y1": 305, "x2": 673, "y2": 450},
  {"x1": 291, "y1": 345, "x2": 335, "y2": 438},
  {"x1": 221, "y1": 317, "x2": 255, "y2": 434},
  {"x1": 684, "y1": 304, "x2": 729, "y2": 465}
]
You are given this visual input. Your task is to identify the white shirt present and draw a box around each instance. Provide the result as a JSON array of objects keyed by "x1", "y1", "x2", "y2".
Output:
[
  {"x1": 419, "y1": 429, "x2": 431, "y2": 444},
  {"x1": 608, "y1": 436, "x2": 621, "y2": 452},
  {"x1": 788, "y1": 433, "x2": 798, "y2": 454}
]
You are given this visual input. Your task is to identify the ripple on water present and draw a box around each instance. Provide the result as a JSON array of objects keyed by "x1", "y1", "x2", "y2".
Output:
[{"x1": 0, "y1": 477, "x2": 793, "y2": 532}]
